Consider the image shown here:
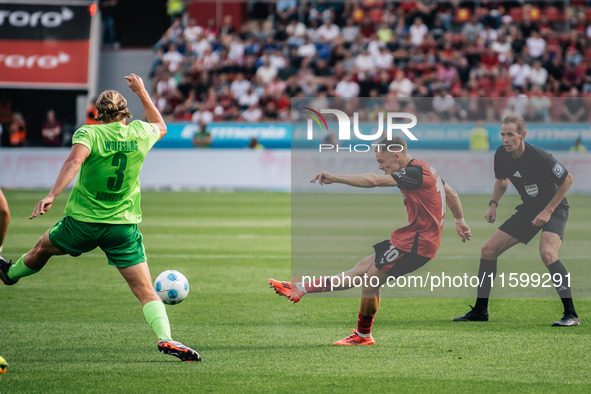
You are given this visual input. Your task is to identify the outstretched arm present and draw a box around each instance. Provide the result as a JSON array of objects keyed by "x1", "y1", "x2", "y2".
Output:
[
  {"x1": 311, "y1": 171, "x2": 397, "y2": 188},
  {"x1": 30, "y1": 144, "x2": 90, "y2": 219},
  {"x1": 444, "y1": 182, "x2": 472, "y2": 242},
  {"x1": 124, "y1": 73, "x2": 167, "y2": 140}
]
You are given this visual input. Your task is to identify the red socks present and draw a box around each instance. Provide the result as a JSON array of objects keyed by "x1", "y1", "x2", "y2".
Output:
[{"x1": 357, "y1": 313, "x2": 375, "y2": 335}]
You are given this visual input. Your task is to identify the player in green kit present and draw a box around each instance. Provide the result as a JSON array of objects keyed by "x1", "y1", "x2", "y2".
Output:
[{"x1": 0, "y1": 74, "x2": 201, "y2": 362}]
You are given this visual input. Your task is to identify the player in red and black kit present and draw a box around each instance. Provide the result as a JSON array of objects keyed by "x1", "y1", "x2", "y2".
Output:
[
  {"x1": 269, "y1": 137, "x2": 472, "y2": 345},
  {"x1": 453, "y1": 115, "x2": 579, "y2": 326}
]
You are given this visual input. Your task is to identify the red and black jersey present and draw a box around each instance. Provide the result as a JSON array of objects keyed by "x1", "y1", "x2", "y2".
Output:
[{"x1": 390, "y1": 159, "x2": 445, "y2": 258}]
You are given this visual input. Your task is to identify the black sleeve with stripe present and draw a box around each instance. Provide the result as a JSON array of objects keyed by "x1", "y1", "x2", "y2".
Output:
[{"x1": 391, "y1": 165, "x2": 423, "y2": 190}]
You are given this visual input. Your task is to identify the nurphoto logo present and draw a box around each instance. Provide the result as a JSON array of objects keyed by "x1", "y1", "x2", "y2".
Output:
[{"x1": 303, "y1": 107, "x2": 418, "y2": 152}]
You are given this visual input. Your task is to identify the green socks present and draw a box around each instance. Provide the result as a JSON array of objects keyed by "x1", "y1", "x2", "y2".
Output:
[
  {"x1": 7, "y1": 255, "x2": 40, "y2": 281},
  {"x1": 143, "y1": 300, "x2": 172, "y2": 341}
]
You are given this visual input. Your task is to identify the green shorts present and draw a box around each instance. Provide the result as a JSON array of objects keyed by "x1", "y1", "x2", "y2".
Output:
[{"x1": 48, "y1": 216, "x2": 147, "y2": 268}]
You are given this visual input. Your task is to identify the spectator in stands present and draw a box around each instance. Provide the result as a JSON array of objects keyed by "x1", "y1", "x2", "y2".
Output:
[
  {"x1": 220, "y1": 15, "x2": 235, "y2": 36},
  {"x1": 269, "y1": 49, "x2": 287, "y2": 70},
  {"x1": 192, "y1": 119, "x2": 211, "y2": 148},
  {"x1": 41, "y1": 109, "x2": 62, "y2": 147},
  {"x1": 238, "y1": 86, "x2": 260, "y2": 109},
  {"x1": 335, "y1": 73, "x2": 359, "y2": 98},
  {"x1": 240, "y1": 103, "x2": 263, "y2": 122},
  {"x1": 432, "y1": 89, "x2": 456, "y2": 121},
  {"x1": 165, "y1": 17, "x2": 185, "y2": 44},
  {"x1": 462, "y1": 14, "x2": 484, "y2": 43},
  {"x1": 184, "y1": 17, "x2": 202, "y2": 43},
  {"x1": 8, "y1": 112, "x2": 26, "y2": 147},
  {"x1": 409, "y1": 17, "x2": 428, "y2": 47},
  {"x1": 145, "y1": 1, "x2": 591, "y2": 126},
  {"x1": 437, "y1": 61, "x2": 458, "y2": 88},
  {"x1": 162, "y1": 43, "x2": 185, "y2": 73},
  {"x1": 275, "y1": 0, "x2": 297, "y2": 25},
  {"x1": 509, "y1": 56, "x2": 531, "y2": 89},
  {"x1": 341, "y1": 17, "x2": 359, "y2": 46},
  {"x1": 316, "y1": 18, "x2": 341, "y2": 42},
  {"x1": 263, "y1": 101, "x2": 279, "y2": 121},
  {"x1": 256, "y1": 56, "x2": 278, "y2": 85},
  {"x1": 480, "y1": 25, "x2": 499, "y2": 46},
  {"x1": 529, "y1": 60, "x2": 548, "y2": 89},
  {"x1": 502, "y1": 87, "x2": 528, "y2": 119},
  {"x1": 389, "y1": 69, "x2": 414, "y2": 98},
  {"x1": 492, "y1": 34, "x2": 513, "y2": 65},
  {"x1": 297, "y1": 36, "x2": 317, "y2": 59},
  {"x1": 562, "y1": 59, "x2": 584, "y2": 91},
  {"x1": 562, "y1": 87, "x2": 587, "y2": 122},
  {"x1": 191, "y1": 104, "x2": 214, "y2": 125},
  {"x1": 583, "y1": 67, "x2": 591, "y2": 95},
  {"x1": 230, "y1": 73, "x2": 251, "y2": 101},
  {"x1": 455, "y1": 56, "x2": 472, "y2": 85},
  {"x1": 525, "y1": 31, "x2": 546, "y2": 61},
  {"x1": 528, "y1": 86, "x2": 551, "y2": 122},
  {"x1": 354, "y1": 47, "x2": 375, "y2": 77}
]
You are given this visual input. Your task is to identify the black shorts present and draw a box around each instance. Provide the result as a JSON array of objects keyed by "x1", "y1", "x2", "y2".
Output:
[
  {"x1": 373, "y1": 240, "x2": 431, "y2": 277},
  {"x1": 498, "y1": 205, "x2": 568, "y2": 244}
]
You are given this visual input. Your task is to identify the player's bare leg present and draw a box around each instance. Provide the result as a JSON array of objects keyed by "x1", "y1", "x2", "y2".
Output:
[
  {"x1": 453, "y1": 230, "x2": 518, "y2": 321},
  {"x1": 118, "y1": 262, "x2": 201, "y2": 362},
  {"x1": 0, "y1": 230, "x2": 63, "y2": 285},
  {"x1": 539, "y1": 232, "x2": 579, "y2": 326},
  {"x1": 118, "y1": 262, "x2": 160, "y2": 306},
  {"x1": 269, "y1": 255, "x2": 375, "y2": 303}
]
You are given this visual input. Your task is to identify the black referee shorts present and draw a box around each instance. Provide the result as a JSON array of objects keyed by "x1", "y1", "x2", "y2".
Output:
[{"x1": 498, "y1": 205, "x2": 568, "y2": 244}]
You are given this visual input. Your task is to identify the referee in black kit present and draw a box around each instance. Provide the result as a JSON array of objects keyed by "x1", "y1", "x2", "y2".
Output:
[{"x1": 454, "y1": 114, "x2": 579, "y2": 326}]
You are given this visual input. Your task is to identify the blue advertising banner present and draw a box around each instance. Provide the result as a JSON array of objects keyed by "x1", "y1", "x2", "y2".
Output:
[
  {"x1": 157, "y1": 122, "x2": 591, "y2": 151},
  {"x1": 158, "y1": 122, "x2": 291, "y2": 149}
]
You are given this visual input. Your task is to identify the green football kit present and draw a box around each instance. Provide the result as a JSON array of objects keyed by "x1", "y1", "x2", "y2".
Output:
[{"x1": 49, "y1": 120, "x2": 160, "y2": 267}]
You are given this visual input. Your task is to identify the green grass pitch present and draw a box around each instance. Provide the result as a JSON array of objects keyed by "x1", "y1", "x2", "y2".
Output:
[{"x1": 0, "y1": 190, "x2": 590, "y2": 392}]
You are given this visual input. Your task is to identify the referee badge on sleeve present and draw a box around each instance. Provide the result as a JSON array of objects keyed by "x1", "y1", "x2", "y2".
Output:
[{"x1": 552, "y1": 162, "x2": 565, "y2": 178}]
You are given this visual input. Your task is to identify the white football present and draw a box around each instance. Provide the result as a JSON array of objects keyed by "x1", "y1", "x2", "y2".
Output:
[{"x1": 154, "y1": 270, "x2": 189, "y2": 305}]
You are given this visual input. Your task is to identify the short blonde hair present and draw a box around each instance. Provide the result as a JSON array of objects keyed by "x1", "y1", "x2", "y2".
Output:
[
  {"x1": 502, "y1": 114, "x2": 526, "y2": 134},
  {"x1": 377, "y1": 136, "x2": 407, "y2": 153},
  {"x1": 95, "y1": 90, "x2": 132, "y2": 123}
]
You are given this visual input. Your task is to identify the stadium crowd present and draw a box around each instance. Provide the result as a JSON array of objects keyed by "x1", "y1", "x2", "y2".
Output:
[{"x1": 149, "y1": 1, "x2": 591, "y2": 124}]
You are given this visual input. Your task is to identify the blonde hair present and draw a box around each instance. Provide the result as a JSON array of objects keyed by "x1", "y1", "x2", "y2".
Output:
[
  {"x1": 95, "y1": 90, "x2": 132, "y2": 123},
  {"x1": 502, "y1": 114, "x2": 526, "y2": 134},
  {"x1": 377, "y1": 136, "x2": 407, "y2": 153}
]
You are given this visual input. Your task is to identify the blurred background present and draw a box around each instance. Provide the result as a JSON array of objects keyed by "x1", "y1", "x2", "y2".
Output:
[{"x1": 1, "y1": 0, "x2": 590, "y2": 192}]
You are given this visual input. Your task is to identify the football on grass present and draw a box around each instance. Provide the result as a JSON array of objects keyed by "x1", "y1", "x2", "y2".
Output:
[{"x1": 154, "y1": 270, "x2": 189, "y2": 305}]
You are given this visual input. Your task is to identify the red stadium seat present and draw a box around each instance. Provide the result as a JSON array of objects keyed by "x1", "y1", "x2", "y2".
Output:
[
  {"x1": 509, "y1": 7, "x2": 523, "y2": 23},
  {"x1": 585, "y1": 8, "x2": 591, "y2": 21},
  {"x1": 478, "y1": 76, "x2": 492, "y2": 91},
  {"x1": 369, "y1": 8, "x2": 383, "y2": 22},
  {"x1": 545, "y1": 6, "x2": 560, "y2": 22}
]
